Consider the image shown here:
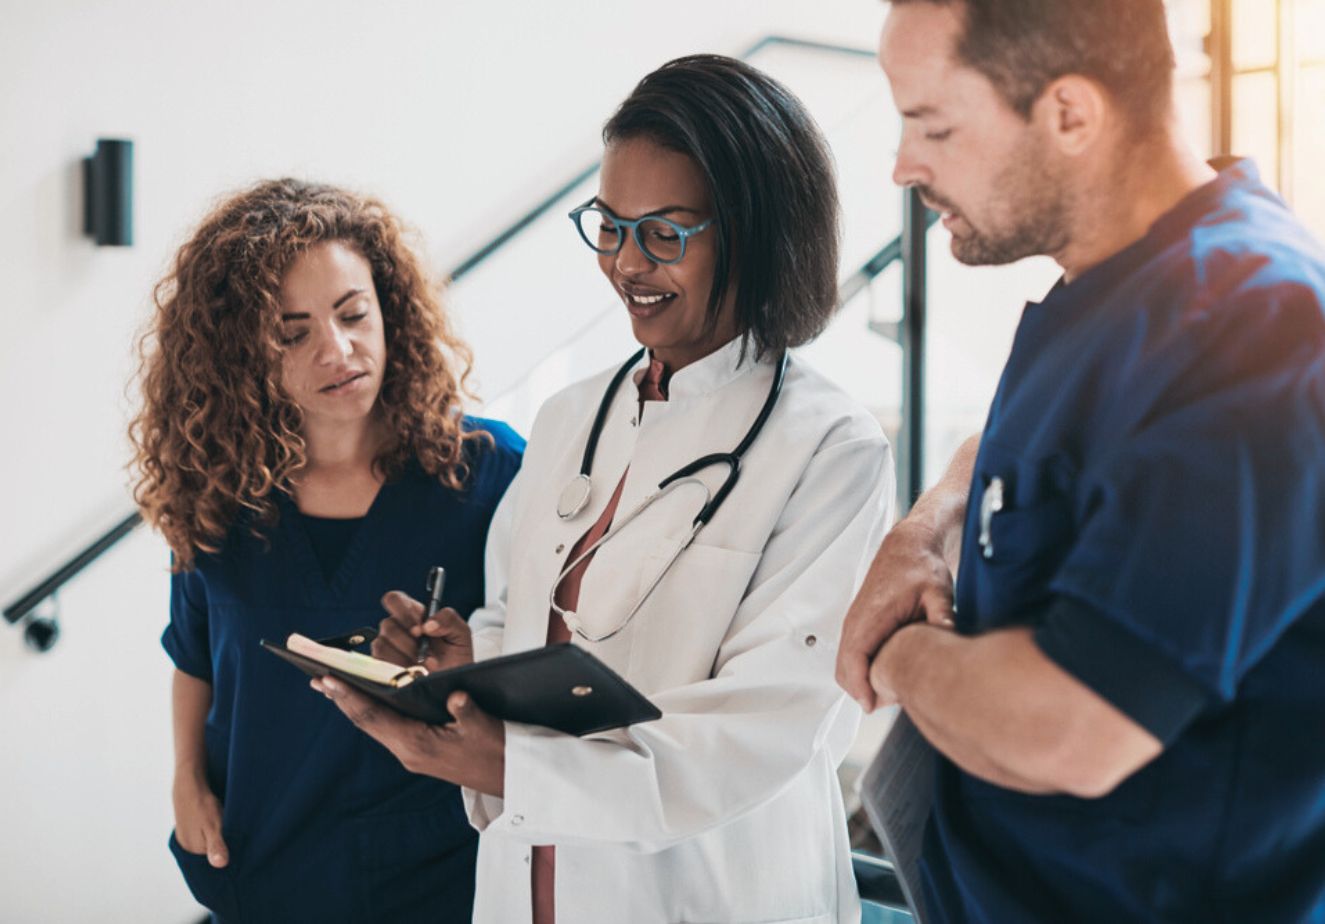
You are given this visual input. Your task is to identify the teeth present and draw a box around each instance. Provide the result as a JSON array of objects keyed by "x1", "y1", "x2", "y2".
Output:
[{"x1": 629, "y1": 292, "x2": 670, "y2": 305}]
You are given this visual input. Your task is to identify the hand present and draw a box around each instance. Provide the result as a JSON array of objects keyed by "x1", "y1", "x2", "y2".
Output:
[
  {"x1": 866, "y1": 622, "x2": 927, "y2": 708},
  {"x1": 313, "y1": 677, "x2": 505, "y2": 796},
  {"x1": 371, "y1": 591, "x2": 474, "y2": 673},
  {"x1": 837, "y1": 520, "x2": 956, "y2": 712},
  {"x1": 172, "y1": 773, "x2": 229, "y2": 868}
]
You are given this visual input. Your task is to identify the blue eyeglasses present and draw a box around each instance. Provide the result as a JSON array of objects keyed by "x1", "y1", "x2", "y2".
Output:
[{"x1": 568, "y1": 198, "x2": 714, "y2": 265}]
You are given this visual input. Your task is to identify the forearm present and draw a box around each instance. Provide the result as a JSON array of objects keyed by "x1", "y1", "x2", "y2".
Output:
[
  {"x1": 171, "y1": 669, "x2": 212, "y2": 782},
  {"x1": 905, "y1": 434, "x2": 978, "y2": 571},
  {"x1": 878, "y1": 625, "x2": 1078, "y2": 794}
]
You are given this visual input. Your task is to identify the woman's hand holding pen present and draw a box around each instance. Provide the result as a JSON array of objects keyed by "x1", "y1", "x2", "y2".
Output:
[
  {"x1": 371, "y1": 590, "x2": 474, "y2": 673},
  {"x1": 313, "y1": 679, "x2": 506, "y2": 796}
]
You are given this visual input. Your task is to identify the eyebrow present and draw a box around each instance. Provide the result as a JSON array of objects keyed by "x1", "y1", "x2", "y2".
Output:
[
  {"x1": 594, "y1": 198, "x2": 703, "y2": 218},
  {"x1": 280, "y1": 288, "x2": 365, "y2": 322},
  {"x1": 901, "y1": 104, "x2": 942, "y2": 119}
]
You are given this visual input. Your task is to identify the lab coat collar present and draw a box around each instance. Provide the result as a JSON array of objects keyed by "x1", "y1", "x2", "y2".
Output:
[{"x1": 654, "y1": 335, "x2": 763, "y2": 404}]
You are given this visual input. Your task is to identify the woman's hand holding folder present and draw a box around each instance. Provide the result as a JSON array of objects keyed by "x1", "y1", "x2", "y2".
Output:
[
  {"x1": 312, "y1": 588, "x2": 505, "y2": 795},
  {"x1": 312, "y1": 678, "x2": 507, "y2": 796},
  {"x1": 371, "y1": 590, "x2": 474, "y2": 674}
]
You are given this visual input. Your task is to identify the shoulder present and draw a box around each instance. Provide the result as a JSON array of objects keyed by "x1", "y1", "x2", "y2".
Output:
[
  {"x1": 1183, "y1": 183, "x2": 1325, "y2": 336},
  {"x1": 778, "y1": 354, "x2": 887, "y2": 450},
  {"x1": 534, "y1": 358, "x2": 632, "y2": 427},
  {"x1": 459, "y1": 415, "x2": 525, "y2": 500},
  {"x1": 462, "y1": 415, "x2": 527, "y2": 457}
]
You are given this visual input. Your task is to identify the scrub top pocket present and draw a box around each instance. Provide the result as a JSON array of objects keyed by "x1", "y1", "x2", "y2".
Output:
[
  {"x1": 169, "y1": 829, "x2": 241, "y2": 920},
  {"x1": 350, "y1": 794, "x2": 478, "y2": 923},
  {"x1": 960, "y1": 444, "x2": 1077, "y2": 628}
]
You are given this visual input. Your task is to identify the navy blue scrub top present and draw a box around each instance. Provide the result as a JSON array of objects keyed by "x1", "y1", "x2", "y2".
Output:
[
  {"x1": 922, "y1": 162, "x2": 1325, "y2": 923},
  {"x1": 162, "y1": 418, "x2": 523, "y2": 924}
]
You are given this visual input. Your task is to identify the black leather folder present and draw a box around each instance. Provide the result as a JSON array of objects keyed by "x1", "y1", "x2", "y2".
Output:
[{"x1": 262, "y1": 633, "x2": 661, "y2": 737}]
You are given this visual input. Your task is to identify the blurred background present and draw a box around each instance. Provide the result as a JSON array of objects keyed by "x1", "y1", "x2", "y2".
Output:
[{"x1": 1, "y1": 1, "x2": 1320, "y2": 919}]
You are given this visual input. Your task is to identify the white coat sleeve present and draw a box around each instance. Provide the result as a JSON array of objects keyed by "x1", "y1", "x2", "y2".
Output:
[
  {"x1": 477, "y1": 430, "x2": 895, "y2": 852},
  {"x1": 468, "y1": 467, "x2": 520, "y2": 664},
  {"x1": 463, "y1": 468, "x2": 519, "y2": 828}
]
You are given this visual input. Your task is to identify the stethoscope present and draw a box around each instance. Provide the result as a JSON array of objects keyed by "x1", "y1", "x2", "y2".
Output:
[{"x1": 550, "y1": 346, "x2": 787, "y2": 642}]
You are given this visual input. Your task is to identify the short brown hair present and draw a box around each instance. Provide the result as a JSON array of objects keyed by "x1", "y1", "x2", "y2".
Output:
[{"x1": 891, "y1": 0, "x2": 1176, "y2": 130}]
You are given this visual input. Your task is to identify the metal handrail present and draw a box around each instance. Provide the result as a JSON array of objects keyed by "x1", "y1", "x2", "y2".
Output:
[
  {"x1": 3, "y1": 512, "x2": 142, "y2": 626},
  {"x1": 4, "y1": 33, "x2": 922, "y2": 640}
]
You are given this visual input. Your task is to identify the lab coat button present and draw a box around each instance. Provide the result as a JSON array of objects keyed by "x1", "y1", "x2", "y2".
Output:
[
  {"x1": 512, "y1": 814, "x2": 524, "y2": 826},
  {"x1": 630, "y1": 416, "x2": 638, "y2": 427},
  {"x1": 555, "y1": 543, "x2": 565, "y2": 554},
  {"x1": 805, "y1": 635, "x2": 817, "y2": 647}
]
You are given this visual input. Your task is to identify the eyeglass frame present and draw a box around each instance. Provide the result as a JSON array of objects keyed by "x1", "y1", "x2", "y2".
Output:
[{"x1": 567, "y1": 197, "x2": 715, "y2": 266}]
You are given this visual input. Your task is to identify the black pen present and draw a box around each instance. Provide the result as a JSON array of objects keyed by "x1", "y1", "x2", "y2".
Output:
[{"x1": 417, "y1": 566, "x2": 446, "y2": 665}]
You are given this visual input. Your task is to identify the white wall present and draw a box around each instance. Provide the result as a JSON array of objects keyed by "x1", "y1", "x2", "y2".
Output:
[{"x1": 0, "y1": 2, "x2": 888, "y2": 920}]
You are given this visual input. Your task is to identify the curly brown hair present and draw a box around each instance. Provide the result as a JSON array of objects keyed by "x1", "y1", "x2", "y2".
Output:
[{"x1": 130, "y1": 178, "x2": 484, "y2": 571}]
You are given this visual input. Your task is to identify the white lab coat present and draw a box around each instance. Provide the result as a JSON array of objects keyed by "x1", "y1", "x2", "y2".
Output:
[{"x1": 465, "y1": 337, "x2": 894, "y2": 924}]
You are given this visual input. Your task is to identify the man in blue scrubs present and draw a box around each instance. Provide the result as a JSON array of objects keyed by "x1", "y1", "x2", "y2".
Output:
[{"x1": 838, "y1": 1, "x2": 1325, "y2": 921}]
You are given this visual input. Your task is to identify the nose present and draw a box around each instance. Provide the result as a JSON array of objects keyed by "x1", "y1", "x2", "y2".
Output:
[
  {"x1": 892, "y1": 134, "x2": 931, "y2": 189},
  {"x1": 313, "y1": 321, "x2": 354, "y2": 365},
  {"x1": 614, "y1": 228, "x2": 655, "y2": 277}
]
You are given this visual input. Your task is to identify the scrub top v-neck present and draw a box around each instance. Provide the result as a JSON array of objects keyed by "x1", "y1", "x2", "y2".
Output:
[{"x1": 162, "y1": 418, "x2": 523, "y2": 924}]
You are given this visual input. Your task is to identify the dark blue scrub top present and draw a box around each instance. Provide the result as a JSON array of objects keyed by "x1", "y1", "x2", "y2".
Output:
[
  {"x1": 162, "y1": 418, "x2": 523, "y2": 924},
  {"x1": 923, "y1": 162, "x2": 1325, "y2": 923}
]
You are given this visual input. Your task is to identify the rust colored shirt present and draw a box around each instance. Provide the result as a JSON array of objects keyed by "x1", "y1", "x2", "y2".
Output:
[{"x1": 532, "y1": 356, "x2": 669, "y2": 924}]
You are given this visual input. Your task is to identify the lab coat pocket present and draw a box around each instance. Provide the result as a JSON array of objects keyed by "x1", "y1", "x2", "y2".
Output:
[
  {"x1": 627, "y1": 541, "x2": 761, "y2": 692},
  {"x1": 966, "y1": 446, "x2": 1076, "y2": 626},
  {"x1": 169, "y1": 829, "x2": 242, "y2": 920}
]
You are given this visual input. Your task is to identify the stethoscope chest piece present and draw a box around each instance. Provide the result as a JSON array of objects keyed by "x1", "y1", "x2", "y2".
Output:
[{"x1": 557, "y1": 474, "x2": 593, "y2": 521}]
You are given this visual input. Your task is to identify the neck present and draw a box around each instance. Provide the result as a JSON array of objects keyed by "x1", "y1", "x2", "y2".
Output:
[
  {"x1": 300, "y1": 412, "x2": 386, "y2": 476},
  {"x1": 1054, "y1": 127, "x2": 1217, "y2": 282}
]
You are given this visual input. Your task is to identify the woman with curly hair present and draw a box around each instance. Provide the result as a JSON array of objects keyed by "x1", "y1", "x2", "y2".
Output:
[{"x1": 130, "y1": 178, "x2": 522, "y2": 923}]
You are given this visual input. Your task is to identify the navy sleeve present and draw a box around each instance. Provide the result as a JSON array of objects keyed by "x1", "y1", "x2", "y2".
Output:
[
  {"x1": 462, "y1": 415, "x2": 525, "y2": 504},
  {"x1": 1035, "y1": 595, "x2": 1211, "y2": 743},
  {"x1": 162, "y1": 563, "x2": 212, "y2": 682},
  {"x1": 1051, "y1": 276, "x2": 1325, "y2": 702}
]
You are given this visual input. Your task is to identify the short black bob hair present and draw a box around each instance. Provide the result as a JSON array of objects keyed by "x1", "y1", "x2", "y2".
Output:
[{"x1": 603, "y1": 54, "x2": 840, "y2": 360}]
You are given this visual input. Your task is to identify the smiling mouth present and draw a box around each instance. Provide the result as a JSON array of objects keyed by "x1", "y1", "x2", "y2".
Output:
[
  {"x1": 619, "y1": 283, "x2": 678, "y2": 310},
  {"x1": 320, "y1": 372, "x2": 367, "y2": 393}
]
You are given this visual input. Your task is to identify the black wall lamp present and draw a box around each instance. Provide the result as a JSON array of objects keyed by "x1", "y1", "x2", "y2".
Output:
[{"x1": 83, "y1": 138, "x2": 133, "y2": 246}]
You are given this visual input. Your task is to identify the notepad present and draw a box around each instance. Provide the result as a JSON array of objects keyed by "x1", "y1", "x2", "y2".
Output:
[
  {"x1": 284, "y1": 633, "x2": 428, "y2": 687},
  {"x1": 263, "y1": 634, "x2": 661, "y2": 736}
]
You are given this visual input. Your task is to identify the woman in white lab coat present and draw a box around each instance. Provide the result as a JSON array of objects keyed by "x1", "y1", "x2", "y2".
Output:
[{"x1": 317, "y1": 54, "x2": 894, "y2": 923}]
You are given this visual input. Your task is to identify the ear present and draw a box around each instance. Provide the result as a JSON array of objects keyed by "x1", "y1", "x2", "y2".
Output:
[{"x1": 1037, "y1": 75, "x2": 1108, "y2": 157}]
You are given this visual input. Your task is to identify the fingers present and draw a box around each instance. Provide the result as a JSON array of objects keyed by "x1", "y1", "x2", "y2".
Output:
[
  {"x1": 420, "y1": 607, "x2": 470, "y2": 642},
  {"x1": 373, "y1": 591, "x2": 426, "y2": 664},
  {"x1": 837, "y1": 592, "x2": 901, "y2": 712},
  {"x1": 867, "y1": 654, "x2": 900, "y2": 709},
  {"x1": 313, "y1": 677, "x2": 412, "y2": 747},
  {"x1": 835, "y1": 649, "x2": 878, "y2": 713},
  {"x1": 381, "y1": 590, "x2": 426, "y2": 624},
  {"x1": 922, "y1": 586, "x2": 957, "y2": 628},
  {"x1": 448, "y1": 691, "x2": 483, "y2": 725},
  {"x1": 201, "y1": 812, "x2": 229, "y2": 868}
]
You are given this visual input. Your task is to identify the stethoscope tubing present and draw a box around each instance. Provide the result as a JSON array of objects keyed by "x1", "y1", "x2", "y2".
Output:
[{"x1": 550, "y1": 348, "x2": 787, "y2": 641}]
